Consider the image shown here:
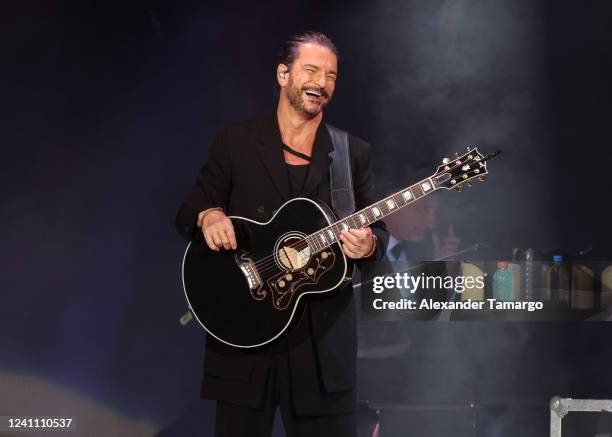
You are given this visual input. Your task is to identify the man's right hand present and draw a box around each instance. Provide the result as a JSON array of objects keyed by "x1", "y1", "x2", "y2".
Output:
[{"x1": 197, "y1": 209, "x2": 237, "y2": 251}]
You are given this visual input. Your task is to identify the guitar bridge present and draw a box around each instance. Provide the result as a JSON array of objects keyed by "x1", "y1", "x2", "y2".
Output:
[{"x1": 236, "y1": 251, "x2": 266, "y2": 299}]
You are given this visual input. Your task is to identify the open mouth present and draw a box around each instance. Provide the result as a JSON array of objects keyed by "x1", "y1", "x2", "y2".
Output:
[{"x1": 304, "y1": 88, "x2": 324, "y2": 98}]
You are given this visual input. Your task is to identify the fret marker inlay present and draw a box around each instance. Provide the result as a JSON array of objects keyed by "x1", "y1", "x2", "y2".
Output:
[{"x1": 303, "y1": 174, "x2": 445, "y2": 258}]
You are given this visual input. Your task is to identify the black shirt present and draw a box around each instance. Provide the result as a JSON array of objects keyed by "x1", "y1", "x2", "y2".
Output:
[
  {"x1": 286, "y1": 163, "x2": 310, "y2": 198},
  {"x1": 261, "y1": 163, "x2": 312, "y2": 355}
]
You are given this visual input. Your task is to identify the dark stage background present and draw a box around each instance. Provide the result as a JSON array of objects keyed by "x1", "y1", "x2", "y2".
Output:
[{"x1": 2, "y1": 1, "x2": 612, "y2": 436}]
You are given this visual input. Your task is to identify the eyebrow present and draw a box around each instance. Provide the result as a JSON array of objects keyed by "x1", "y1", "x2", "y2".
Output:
[{"x1": 303, "y1": 64, "x2": 337, "y2": 76}]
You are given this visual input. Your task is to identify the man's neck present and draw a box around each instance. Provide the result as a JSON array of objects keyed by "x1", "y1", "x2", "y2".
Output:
[{"x1": 276, "y1": 100, "x2": 322, "y2": 151}]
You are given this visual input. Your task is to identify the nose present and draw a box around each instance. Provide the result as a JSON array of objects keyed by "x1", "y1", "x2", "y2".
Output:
[{"x1": 313, "y1": 71, "x2": 328, "y2": 89}]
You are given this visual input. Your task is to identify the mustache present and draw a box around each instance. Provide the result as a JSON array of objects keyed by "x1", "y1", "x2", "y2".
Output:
[{"x1": 302, "y1": 86, "x2": 329, "y2": 98}]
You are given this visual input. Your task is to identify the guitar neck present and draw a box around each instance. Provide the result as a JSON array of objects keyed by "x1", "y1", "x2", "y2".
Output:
[{"x1": 306, "y1": 176, "x2": 438, "y2": 253}]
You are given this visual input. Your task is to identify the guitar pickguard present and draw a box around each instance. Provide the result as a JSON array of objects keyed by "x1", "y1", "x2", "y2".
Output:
[{"x1": 267, "y1": 249, "x2": 335, "y2": 310}]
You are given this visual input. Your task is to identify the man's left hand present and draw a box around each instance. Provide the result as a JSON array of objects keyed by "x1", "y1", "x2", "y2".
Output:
[{"x1": 339, "y1": 227, "x2": 376, "y2": 259}]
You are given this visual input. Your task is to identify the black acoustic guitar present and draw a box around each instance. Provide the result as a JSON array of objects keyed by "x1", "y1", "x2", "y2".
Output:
[{"x1": 182, "y1": 148, "x2": 498, "y2": 348}]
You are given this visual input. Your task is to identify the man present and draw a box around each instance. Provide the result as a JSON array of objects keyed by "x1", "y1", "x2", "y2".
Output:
[
  {"x1": 175, "y1": 31, "x2": 388, "y2": 437},
  {"x1": 385, "y1": 194, "x2": 460, "y2": 263}
]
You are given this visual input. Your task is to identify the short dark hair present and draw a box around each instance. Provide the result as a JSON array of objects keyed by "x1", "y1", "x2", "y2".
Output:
[{"x1": 278, "y1": 31, "x2": 339, "y2": 69}]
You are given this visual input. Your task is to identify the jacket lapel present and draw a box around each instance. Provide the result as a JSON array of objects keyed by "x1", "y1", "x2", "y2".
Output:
[
  {"x1": 255, "y1": 114, "x2": 334, "y2": 201},
  {"x1": 301, "y1": 123, "x2": 333, "y2": 198},
  {"x1": 255, "y1": 114, "x2": 291, "y2": 202}
]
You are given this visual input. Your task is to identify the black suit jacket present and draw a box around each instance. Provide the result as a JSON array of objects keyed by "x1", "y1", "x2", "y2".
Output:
[{"x1": 175, "y1": 113, "x2": 388, "y2": 415}]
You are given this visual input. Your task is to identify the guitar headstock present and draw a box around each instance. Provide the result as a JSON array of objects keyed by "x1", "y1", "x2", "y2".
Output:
[{"x1": 432, "y1": 147, "x2": 498, "y2": 192}]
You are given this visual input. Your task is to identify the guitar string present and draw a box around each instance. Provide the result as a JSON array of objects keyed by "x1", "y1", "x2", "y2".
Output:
[
  {"x1": 250, "y1": 186, "x2": 422, "y2": 274},
  {"x1": 251, "y1": 165, "x2": 473, "y2": 277},
  {"x1": 253, "y1": 208, "x2": 377, "y2": 275},
  {"x1": 251, "y1": 189, "x2": 405, "y2": 275},
  {"x1": 240, "y1": 157, "x2": 475, "y2": 276},
  {"x1": 249, "y1": 157, "x2": 475, "y2": 276}
]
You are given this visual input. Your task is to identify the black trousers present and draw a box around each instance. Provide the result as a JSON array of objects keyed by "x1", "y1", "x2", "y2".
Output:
[{"x1": 214, "y1": 351, "x2": 356, "y2": 437}]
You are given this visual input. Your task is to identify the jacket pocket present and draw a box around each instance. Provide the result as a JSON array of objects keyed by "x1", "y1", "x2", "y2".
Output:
[{"x1": 203, "y1": 348, "x2": 255, "y2": 383}]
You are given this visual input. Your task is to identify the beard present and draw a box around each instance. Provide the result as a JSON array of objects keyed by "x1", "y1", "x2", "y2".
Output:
[{"x1": 286, "y1": 78, "x2": 332, "y2": 118}]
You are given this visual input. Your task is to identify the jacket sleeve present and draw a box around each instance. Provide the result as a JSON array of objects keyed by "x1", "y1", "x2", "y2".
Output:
[
  {"x1": 175, "y1": 127, "x2": 232, "y2": 241},
  {"x1": 350, "y1": 136, "x2": 389, "y2": 264}
]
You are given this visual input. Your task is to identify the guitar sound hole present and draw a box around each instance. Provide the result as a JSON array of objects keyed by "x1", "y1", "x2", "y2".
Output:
[{"x1": 276, "y1": 235, "x2": 310, "y2": 271}]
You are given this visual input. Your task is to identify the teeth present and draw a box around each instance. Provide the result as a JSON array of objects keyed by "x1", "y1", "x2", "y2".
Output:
[{"x1": 305, "y1": 89, "x2": 322, "y2": 97}]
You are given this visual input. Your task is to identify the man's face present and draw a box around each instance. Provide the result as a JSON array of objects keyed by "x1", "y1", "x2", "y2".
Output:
[
  {"x1": 283, "y1": 43, "x2": 337, "y2": 118},
  {"x1": 386, "y1": 195, "x2": 437, "y2": 242}
]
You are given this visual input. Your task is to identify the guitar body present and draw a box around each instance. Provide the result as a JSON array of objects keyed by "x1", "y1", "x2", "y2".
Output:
[{"x1": 182, "y1": 198, "x2": 352, "y2": 348}]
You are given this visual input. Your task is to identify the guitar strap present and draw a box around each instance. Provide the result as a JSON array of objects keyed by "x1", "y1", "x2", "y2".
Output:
[{"x1": 326, "y1": 124, "x2": 356, "y2": 219}]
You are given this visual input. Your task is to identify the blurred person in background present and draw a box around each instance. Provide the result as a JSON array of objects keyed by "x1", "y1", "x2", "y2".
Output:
[{"x1": 385, "y1": 194, "x2": 460, "y2": 263}]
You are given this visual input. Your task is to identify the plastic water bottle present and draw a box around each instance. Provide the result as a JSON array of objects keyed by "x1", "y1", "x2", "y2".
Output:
[
  {"x1": 549, "y1": 255, "x2": 570, "y2": 306},
  {"x1": 522, "y1": 248, "x2": 536, "y2": 301},
  {"x1": 493, "y1": 261, "x2": 513, "y2": 301}
]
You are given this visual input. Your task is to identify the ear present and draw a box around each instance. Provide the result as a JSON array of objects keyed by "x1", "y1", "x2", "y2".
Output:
[{"x1": 276, "y1": 64, "x2": 289, "y2": 87}]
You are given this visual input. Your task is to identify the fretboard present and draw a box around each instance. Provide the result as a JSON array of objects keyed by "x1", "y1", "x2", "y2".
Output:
[{"x1": 305, "y1": 177, "x2": 437, "y2": 253}]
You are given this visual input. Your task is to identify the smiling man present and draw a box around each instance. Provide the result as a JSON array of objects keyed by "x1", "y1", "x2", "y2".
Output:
[{"x1": 176, "y1": 31, "x2": 388, "y2": 437}]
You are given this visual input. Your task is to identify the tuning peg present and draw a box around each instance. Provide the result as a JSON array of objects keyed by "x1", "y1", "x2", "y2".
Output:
[
  {"x1": 467, "y1": 180, "x2": 474, "y2": 187},
  {"x1": 455, "y1": 185, "x2": 462, "y2": 192},
  {"x1": 467, "y1": 145, "x2": 471, "y2": 151},
  {"x1": 442, "y1": 157, "x2": 450, "y2": 164},
  {"x1": 455, "y1": 152, "x2": 459, "y2": 159},
  {"x1": 479, "y1": 175, "x2": 487, "y2": 182}
]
